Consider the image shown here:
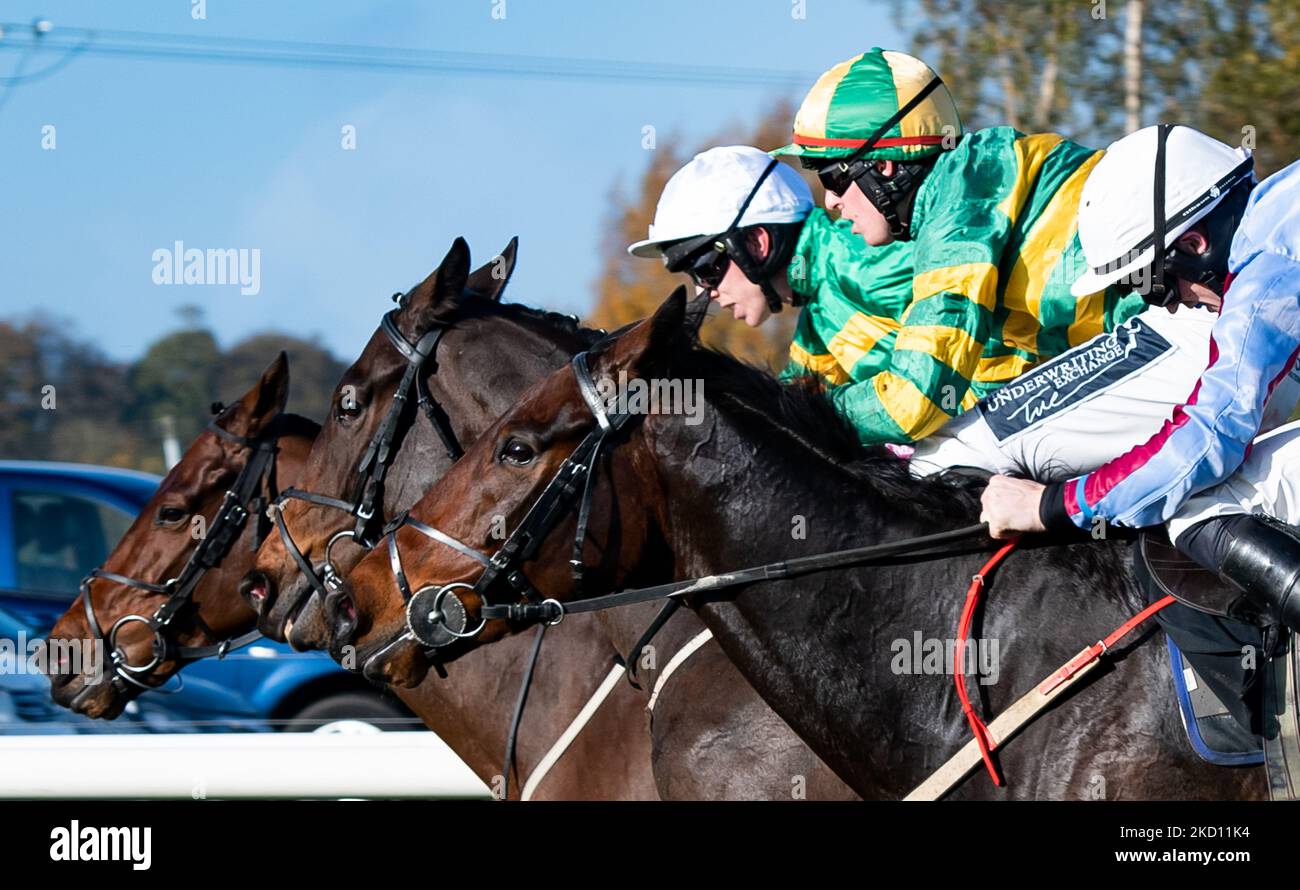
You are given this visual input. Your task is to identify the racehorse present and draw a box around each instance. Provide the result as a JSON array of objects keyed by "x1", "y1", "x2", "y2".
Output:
[
  {"x1": 241, "y1": 240, "x2": 853, "y2": 799},
  {"x1": 324, "y1": 289, "x2": 1267, "y2": 800},
  {"x1": 46, "y1": 354, "x2": 320, "y2": 719}
]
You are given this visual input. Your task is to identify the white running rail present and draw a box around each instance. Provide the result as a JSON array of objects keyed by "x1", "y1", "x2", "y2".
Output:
[{"x1": 0, "y1": 733, "x2": 492, "y2": 799}]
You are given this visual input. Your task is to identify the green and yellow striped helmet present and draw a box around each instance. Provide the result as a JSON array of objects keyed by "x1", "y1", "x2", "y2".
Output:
[{"x1": 774, "y1": 48, "x2": 962, "y2": 163}]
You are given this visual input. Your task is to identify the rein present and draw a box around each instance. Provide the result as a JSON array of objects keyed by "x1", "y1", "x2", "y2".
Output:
[
  {"x1": 483, "y1": 525, "x2": 993, "y2": 624},
  {"x1": 80, "y1": 413, "x2": 284, "y2": 695}
]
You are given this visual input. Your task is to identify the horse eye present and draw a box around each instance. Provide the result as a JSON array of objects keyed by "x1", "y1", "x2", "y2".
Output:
[
  {"x1": 156, "y1": 506, "x2": 186, "y2": 525},
  {"x1": 500, "y1": 438, "x2": 535, "y2": 466},
  {"x1": 335, "y1": 395, "x2": 363, "y2": 423}
]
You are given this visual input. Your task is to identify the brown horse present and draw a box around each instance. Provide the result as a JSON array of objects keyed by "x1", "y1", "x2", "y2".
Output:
[
  {"x1": 46, "y1": 355, "x2": 320, "y2": 719},
  {"x1": 244, "y1": 241, "x2": 853, "y2": 799},
  {"x1": 325, "y1": 290, "x2": 1266, "y2": 800}
]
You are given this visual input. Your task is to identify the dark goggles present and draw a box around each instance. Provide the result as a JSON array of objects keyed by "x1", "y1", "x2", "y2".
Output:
[
  {"x1": 816, "y1": 157, "x2": 866, "y2": 197},
  {"x1": 665, "y1": 239, "x2": 731, "y2": 290}
]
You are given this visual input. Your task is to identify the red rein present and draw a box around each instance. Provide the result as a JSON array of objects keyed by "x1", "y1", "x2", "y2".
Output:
[
  {"x1": 954, "y1": 541, "x2": 1018, "y2": 786},
  {"x1": 952, "y1": 539, "x2": 1176, "y2": 789}
]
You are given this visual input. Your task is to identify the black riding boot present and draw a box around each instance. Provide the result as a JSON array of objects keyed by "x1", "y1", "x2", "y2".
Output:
[{"x1": 1213, "y1": 516, "x2": 1300, "y2": 634}]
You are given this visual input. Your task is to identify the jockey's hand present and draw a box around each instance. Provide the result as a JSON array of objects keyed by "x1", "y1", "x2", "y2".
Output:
[{"x1": 980, "y1": 475, "x2": 1047, "y2": 539}]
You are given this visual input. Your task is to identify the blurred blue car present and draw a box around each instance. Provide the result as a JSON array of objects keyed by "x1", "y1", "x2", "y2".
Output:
[
  {"x1": 0, "y1": 603, "x2": 264, "y2": 734},
  {"x1": 0, "y1": 460, "x2": 418, "y2": 733}
]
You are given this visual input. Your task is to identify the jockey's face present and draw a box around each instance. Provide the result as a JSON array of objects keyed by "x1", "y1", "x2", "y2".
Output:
[
  {"x1": 1174, "y1": 278, "x2": 1222, "y2": 313},
  {"x1": 695, "y1": 227, "x2": 785, "y2": 328},
  {"x1": 824, "y1": 160, "x2": 896, "y2": 246},
  {"x1": 698, "y1": 260, "x2": 772, "y2": 327}
]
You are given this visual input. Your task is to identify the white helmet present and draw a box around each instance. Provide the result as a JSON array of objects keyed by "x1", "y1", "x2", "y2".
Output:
[
  {"x1": 1070, "y1": 125, "x2": 1254, "y2": 299},
  {"x1": 627, "y1": 145, "x2": 813, "y2": 258}
]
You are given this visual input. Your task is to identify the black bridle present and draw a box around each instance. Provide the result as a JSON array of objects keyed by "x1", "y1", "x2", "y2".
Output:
[
  {"x1": 80, "y1": 415, "x2": 284, "y2": 695},
  {"x1": 271, "y1": 300, "x2": 463, "y2": 608}
]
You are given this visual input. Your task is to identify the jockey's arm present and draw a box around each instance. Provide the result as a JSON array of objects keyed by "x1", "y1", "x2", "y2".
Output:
[
  {"x1": 981, "y1": 249, "x2": 1300, "y2": 539},
  {"x1": 830, "y1": 189, "x2": 1008, "y2": 445},
  {"x1": 828, "y1": 281, "x2": 992, "y2": 444}
]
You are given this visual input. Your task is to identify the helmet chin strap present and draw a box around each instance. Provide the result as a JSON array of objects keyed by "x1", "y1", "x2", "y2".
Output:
[
  {"x1": 711, "y1": 159, "x2": 805, "y2": 315},
  {"x1": 1148, "y1": 124, "x2": 1173, "y2": 306},
  {"x1": 758, "y1": 276, "x2": 788, "y2": 315},
  {"x1": 724, "y1": 225, "x2": 803, "y2": 315},
  {"x1": 850, "y1": 159, "x2": 930, "y2": 241}
]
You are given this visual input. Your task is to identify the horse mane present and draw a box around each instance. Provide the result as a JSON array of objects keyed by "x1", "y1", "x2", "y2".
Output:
[
  {"x1": 496, "y1": 301, "x2": 604, "y2": 349},
  {"x1": 431, "y1": 290, "x2": 604, "y2": 349},
  {"x1": 653, "y1": 334, "x2": 985, "y2": 523}
]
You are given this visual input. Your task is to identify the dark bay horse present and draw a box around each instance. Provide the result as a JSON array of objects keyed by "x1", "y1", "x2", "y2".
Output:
[
  {"x1": 46, "y1": 354, "x2": 320, "y2": 719},
  {"x1": 326, "y1": 289, "x2": 1266, "y2": 800},
  {"x1": 243, "y1": 240, "x2": 851, "y2": 799}
]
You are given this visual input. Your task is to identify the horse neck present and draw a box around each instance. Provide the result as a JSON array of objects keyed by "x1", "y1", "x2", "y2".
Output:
[
  {"x1": 583, "y1": 402, "x2": 912, "y2": 688},
  {"x1": 645, "y1": 404, "x2": 921, "y2": 573}
]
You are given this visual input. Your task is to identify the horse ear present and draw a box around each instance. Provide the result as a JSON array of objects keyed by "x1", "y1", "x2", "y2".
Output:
[
  {"x1": 403, "y1": 237, "x2": 472, "y2": 319},
  {"x1": 684, "y1": 292, "x2": 709, "y2": 336},
  {"x1": 464, "y1": 235, "x2": 518, "y2": 302},
  {"x1": 598, "y1": 287, "x2": 688, "y2": 379},
  {"x1": 223, "y1": 351, "x2": 289, "y2": 439},
  {"x1": 432, "y1": 236, "x2": 472, "y2": 301}
]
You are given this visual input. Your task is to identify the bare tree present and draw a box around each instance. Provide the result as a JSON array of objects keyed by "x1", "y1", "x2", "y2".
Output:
[{"x1": 1123, "y1": 0, "x2": 1145, "y2": 131}]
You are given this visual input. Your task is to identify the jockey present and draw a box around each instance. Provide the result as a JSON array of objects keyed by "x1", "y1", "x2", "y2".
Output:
[
  {"x1": 628, "y1": 144, "x2": 917, "y2": 383},
  {"x1": 978, "y1": 124, "x2": 1300, "y2": 633},
  {"x1": 772, "y1": 48, "x2": 1146, "y2": 445}
]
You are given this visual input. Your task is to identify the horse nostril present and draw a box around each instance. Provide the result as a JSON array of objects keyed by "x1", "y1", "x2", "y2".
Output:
[
  {"x1": 328, "y1": 592, "x2": 358, "y2": 648},
  {"x1": 240, "y1": 573, "x2": 271, "y2": 612},
  {"x1": 48, "y1": 653, "x2": 77, "y2": 689}
]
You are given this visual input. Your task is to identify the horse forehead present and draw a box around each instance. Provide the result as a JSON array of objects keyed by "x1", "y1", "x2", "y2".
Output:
[
  {"x1": 515, "y1": 378, "x2": 588, "y2": 427},
  {"x1": 159, "y1": 440, "x2": 225, "y2": 496},
  {"x1": 346, "y1": 332, "x2": 406, "y2": 388}
]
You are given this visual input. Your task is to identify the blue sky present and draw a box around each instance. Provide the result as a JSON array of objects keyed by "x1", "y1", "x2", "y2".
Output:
[{"x1": 0, "y1": 0, "x2": 901, "y2": 362}]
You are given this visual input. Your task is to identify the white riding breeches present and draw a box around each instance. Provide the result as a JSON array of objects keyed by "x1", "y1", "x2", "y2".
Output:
[{"x1": 1167, "y1": 420, "x2": 1300, "y2": 545}]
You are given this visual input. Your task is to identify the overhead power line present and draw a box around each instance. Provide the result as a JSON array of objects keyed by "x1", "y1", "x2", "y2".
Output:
[{"x1": 0, "y1": 22, "x2": 818, "y2": 89}]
